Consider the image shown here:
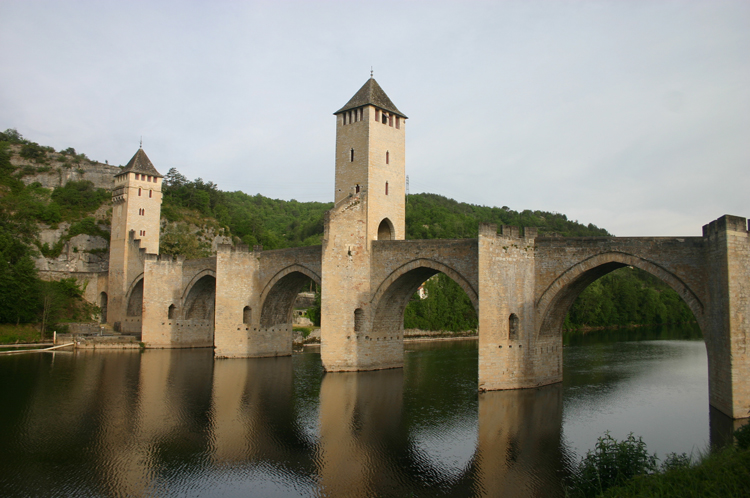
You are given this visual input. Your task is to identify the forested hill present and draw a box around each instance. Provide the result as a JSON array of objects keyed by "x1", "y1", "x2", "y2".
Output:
[{"x1": 161, "y1": 168, "x2": 610, "y2": 252}]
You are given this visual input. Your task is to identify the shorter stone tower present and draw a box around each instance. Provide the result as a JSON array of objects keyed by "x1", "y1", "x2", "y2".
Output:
[{"x1": 107, "y1": 147, "x2": 163, "y2": 332}]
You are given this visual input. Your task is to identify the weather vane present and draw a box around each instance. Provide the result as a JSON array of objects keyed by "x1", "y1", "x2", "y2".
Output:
[
  {"x1": 371, "y1": 67, "x2": 373, "y2": 78},
  {"x1": 140, "y1": 136, "x2": 142, "y2": 149}
]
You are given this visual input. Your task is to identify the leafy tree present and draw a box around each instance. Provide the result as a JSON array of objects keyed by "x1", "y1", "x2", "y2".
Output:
[
  {"x1": 0, "y1": 227, "x2": 40, "y2": 324},
  {"x1": 404, "y1": 273, "x2": 477, "y2": 331}
]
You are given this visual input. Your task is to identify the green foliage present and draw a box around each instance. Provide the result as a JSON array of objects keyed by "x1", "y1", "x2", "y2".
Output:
[
  {"x1": 19, "y1": 142, "x2": 49, "y2": 163},
  {"x1": 0, "y1": 128, "x2": 27, "y2": 144},
  {"x1": 565, "y1": 267, "x2": 695, "y2": 330},
  {"x1": 68, "y1": 217, "x2": 110, "y2": 240},
  {"x1": 735, "y1": 422, "x2": 750, "y2": 450},
  {"x1": 306, "y1": 292, "x2": 321, "y2": 326},
  {"x1": 162, "y1": 168, "x2": 331, "y2": 250},
  {"x1": 50, "y1": 180, "x2": 109, "y2": 220},
  {"x1": 405, "y1": 193, "x2": 610, "y2": 239},
  {"x1": 160, "y1": 222, "x2": 212, "y2": 259},
  {"x1": 0, "y1": 226, "x2": 40, "y2": 323},
  {"x1": 404, "y1": 273, "x2": 477, "y2": 331},
  {"x1": 0, "y1": 324, "x2": 41, "y2": 344},
  {"x1": 567, "y1": 432, "x2": 658, "y2": 498},
  {"x1": 598, "y1": 445, "x2": 750, "y2": 497}
]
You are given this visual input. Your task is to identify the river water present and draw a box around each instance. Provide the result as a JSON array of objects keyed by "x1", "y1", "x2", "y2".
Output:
[{"x1": 0, "y1": 325, "x2": 733, "y2": 497}]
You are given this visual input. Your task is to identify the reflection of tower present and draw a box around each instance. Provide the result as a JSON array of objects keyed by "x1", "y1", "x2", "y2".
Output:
[
  {"x1": 107, "y1": 147, "x2": 163, "y2": 332},
  {"x1": 322, "y1": 78, "x2": 408, "y2": 371},
  {"x1": 318, "y1": 369, "x2": 403, "y2": 496},
  {"x1": 333, "y1": 76, "x2": 407, "y2": 242},
  {"x1": 474, "y1": 385, "x2": 566, "y2": 496}
]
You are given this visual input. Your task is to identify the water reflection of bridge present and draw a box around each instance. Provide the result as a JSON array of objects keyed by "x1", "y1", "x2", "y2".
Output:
[{"x1": 7, "y1": 348, "x2": 741, "y2": 497}]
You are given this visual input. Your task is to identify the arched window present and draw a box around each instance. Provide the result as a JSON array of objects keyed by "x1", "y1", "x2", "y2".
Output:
[
  {"x1": 354, "y1": 308, "x2": 364, "y2": 332},
  {"x1": 386, "y1": 151, "x2": 389, "y2": 164},
  {"x1": 350, "y1": 148, "x2": 354, "y2": 162},
  {"x1": 243, "y1": 306, "x2": 252, "y2": 324},
  {"x1": 385, "y1": 181, "x2": 389, "y2": 195},
  {"x1": 168, "y1": 304, "x2": 176, "y2": 319},
  {"x1": 138, "y1": 188, "x2": 141, "y2": 196},
  {"x1": 355, "y1": 184, "x2": 360, "y2": 194},
  {"x1": 149, "y1": 190, "x2": 152, "y2": 198},
  {"x1": 509, "y1": 313, "x2": 519, "y2": 340}
]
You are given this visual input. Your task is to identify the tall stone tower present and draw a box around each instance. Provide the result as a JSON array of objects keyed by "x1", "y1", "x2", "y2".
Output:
[
  {"x1": 321, "y1": 77, "x2": 408, "y2": 371},
  {"x1": 107, "y1": 147, "x2": 163, "y2": 332},
  {"x1": 333, "y1": 77, "x2": 407, "y2": 241}
]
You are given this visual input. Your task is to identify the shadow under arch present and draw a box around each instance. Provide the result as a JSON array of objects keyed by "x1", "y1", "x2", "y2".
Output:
[
  {"x1": 183, "y1": 274, "x2": 217, "y2": 321},
  {"x1": 125, "y1": 274, "x2": 144, "y2": 316},
  {"x1": 537, "y1": 251, "x2": 704, "y2": 337},
  {"x1": 259, "y1": 264, "x2": 321, "y2": 328},
  {"x1": 370, "y1": 258, "x2": 478, "y2": 336}
]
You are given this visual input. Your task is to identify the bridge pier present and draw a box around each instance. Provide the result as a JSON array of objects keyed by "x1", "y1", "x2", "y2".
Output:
[{"x1": 703, "y1": 216, "x2": 750, "y2": 419}]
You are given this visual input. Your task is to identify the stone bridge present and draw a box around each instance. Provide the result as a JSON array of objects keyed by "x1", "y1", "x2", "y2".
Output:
[
  {"x1": 127, "y1": 213, "x2": 749, "y2": 419},
  {"x1": 140, "y1": 244, "x2": 321, "y2": 357}
]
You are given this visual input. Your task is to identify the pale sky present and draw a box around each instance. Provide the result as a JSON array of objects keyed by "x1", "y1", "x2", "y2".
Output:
[{"x1": 1, "y1": 0, "x2": 747, "y2": 236}]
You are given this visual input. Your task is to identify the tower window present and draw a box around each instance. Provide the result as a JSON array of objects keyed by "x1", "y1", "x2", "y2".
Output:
[
  {"x1": 243, "y1": 306, "x2": 251, "y2": 324},
  {"x1": 342, "y1": 113, "x2": 346, "y2": 125},
  {"x1": 168, "y1": 304, "x2": 176, "y2": 319},
  {"x1": 350, "y1": 148, "x2": 354, "y2": 162},
  {"x1": 396, "y1": 117, "x2": 400, "y2": 129},
  {"x1": 149, "y1": 190, "x2": 152, "y2": 198},
  {"x1": 375, "y1": 109, "x2": 380, "y2": 122},
  {"x1": 386, "y1": 151, "x2": 389, "y2": 164},
  {"x1": 359, "y1": 108, "x2": 363, "y2": 121},
  {"x1": 382, "y1": 112, "x2": 388, "y2": 125},
  {"x1": 385, "y1": 182, "x2": 389, "y2": 195},
  {"x1": 136, "y1": 174, "x2": 140, "y2": 180},
  {"x1": 355, "y1": 184, "x2": 360, "y2": 194},
  {"x1": 138, "y1": 188, "x2": 141, "y2": 196},
  {"x1": 389, "y1": 114, "x2": 393, "y2": 127}
]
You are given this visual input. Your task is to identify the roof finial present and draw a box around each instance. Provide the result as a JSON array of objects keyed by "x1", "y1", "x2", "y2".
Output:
[
  {"x1": 139, "y1": 136, "x2": 142, "y2": 149},
  {"x1": 370, "y1": 67, "x2": 373, "y2": 79}
]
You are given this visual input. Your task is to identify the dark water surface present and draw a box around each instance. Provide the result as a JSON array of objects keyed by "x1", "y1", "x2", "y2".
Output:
[{"x1": 0, "y1": 326, "x2": 729, "y2": 497}]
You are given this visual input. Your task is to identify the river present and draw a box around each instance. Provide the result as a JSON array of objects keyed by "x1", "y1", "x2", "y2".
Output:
[{"x1": 0, "y1": 325, "x2": 732, "y2": 497}]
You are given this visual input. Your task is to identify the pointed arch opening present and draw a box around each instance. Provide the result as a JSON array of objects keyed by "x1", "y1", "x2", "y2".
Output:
[
  {"x1": 538, "y1": 255, "x2": 703, "y2": 339},
  {"x1": 184, "y1": 275, "x2": 216, "y2": 321},
  {"x1": 126, "y1": 279, "x2": 143, "y2": 317},
  {"x1": 377, "y1": 218, "x2": 394, "y2": 241}
]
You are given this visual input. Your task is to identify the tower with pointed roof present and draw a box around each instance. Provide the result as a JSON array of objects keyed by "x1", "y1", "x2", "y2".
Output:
[
  {"x1": 107, "y1": 146, "x2": 163, "y2": 332},
  {"x1": 333, "y1": 76, "x2": 407, "y2": 242},
  {"x1": 321, "y1": 77, "x2": 408, "y2": 371}
]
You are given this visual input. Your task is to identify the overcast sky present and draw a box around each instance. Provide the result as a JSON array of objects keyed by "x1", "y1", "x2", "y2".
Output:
[{"x1": 1, "y1": 0, "x2": 747, "y2": 236}]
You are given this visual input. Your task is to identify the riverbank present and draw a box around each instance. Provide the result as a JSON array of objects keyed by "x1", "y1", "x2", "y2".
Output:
[
  {"x1": 596, "y1": 444, "x2": 750, "y2": 497},
  {"x1": 295, "y1": 328, "x2": 477, "y2": 347}
]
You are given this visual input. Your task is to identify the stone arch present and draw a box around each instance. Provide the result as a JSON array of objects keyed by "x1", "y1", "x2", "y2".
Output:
[
  {"x1": 183, "y1": 274, "x2": 216, "y2": 321},
  {"x1": 377, "y1": 218, "x2": 394, "y2": 241},
  {"x1": 126, "y1": 276, "x2": 144, "y2": 317},
  {"x1": 370, "y1": 259, "x2": 479, "y2": 336},
  {"x1": 259, "y1": 264, "x2": 322, "y2": 328},
  {"x1": 537, "y1": 251, "x2": 704, "y2": 337},
  {"x1": 99, "y1": 292, "x2": 108, "y2": 323}
]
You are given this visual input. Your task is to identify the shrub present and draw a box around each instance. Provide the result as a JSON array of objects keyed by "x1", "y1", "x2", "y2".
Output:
[
  {"x1": 20, "y1": 142, "x2": 48, "y2": 162},
  {"x1": 735, "y1": 422, "x2": 750, "y2": 450},
  {"x1": 566, "y1": 432, "x2": 658, "y2": 498}
]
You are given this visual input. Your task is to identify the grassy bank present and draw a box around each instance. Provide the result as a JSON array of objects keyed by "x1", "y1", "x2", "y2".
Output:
[
  {"x1": 566, "y1": 425, "x2": 750, "y2": 498},
  {"x1": 599, "y1": 446, "x2": 750, "y2": 497},
  {"x1": 0, "y1": 323, "x2": 42, "y2": 344}
]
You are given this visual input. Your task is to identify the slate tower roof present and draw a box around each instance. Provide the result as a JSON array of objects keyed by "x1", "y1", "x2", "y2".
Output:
[
  {"x1": 116, "y1": 147, "x2": 163, "y2": 178},
  {"x1": 335, "y1": 77, "x2": 407, "y2": 119}
]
